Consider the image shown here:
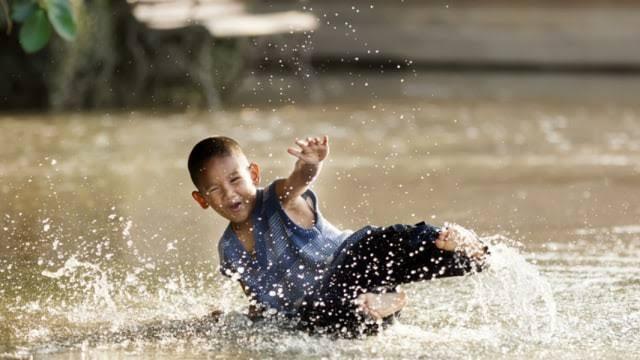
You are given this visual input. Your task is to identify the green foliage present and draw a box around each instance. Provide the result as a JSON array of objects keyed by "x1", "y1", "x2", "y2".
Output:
[
  {"x1": 19, "y1": 8, "x2": 51, "y2": 53},
  {"x1": 7, "y1": 0, "x2": 76, "y2": 52},
  {"x1": 10, "y1": 0, "x2": 35, "y2": 22},
  {"x1": 47, "y1": 0, "x2": 76, "y2": 41}
]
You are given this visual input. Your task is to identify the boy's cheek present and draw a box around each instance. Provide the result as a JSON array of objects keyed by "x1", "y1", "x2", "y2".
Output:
[{"x1": 212, "y1": 201, "x2": 223, "y2": 210}]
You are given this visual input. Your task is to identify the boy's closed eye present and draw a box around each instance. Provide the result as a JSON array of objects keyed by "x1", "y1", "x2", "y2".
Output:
[{"x1": 205, "y1": 177, "x2": 240, "y2": 195}]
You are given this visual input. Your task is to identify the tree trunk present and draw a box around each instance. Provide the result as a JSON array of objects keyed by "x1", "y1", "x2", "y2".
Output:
[{"x1": 1, "y1": 0, "x2": 243, "y2": 110}]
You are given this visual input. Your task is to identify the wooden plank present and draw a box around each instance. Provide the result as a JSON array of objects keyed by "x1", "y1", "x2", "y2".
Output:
[
  {"x1": 132, "y1": 1, "x2": 245, "y2": 29},
  {"x1": 131, "y1": 0, "x2": 317, "y2": 37},
  {"x1": 204, "y1": 11, "x2": 317, "y2": 37}
]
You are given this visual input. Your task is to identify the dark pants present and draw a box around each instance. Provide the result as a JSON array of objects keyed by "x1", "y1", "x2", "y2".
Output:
[{"x1": 296, "y1": 222, "x2": 484, "y2": 337}]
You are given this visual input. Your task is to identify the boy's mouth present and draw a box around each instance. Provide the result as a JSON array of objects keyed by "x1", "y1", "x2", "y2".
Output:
[{"x1": 228, "y1": 200, "x2": 243, "y2": 212}]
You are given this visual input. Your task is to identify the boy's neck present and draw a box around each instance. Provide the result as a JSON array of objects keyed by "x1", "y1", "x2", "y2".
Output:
[
  {"x1": 231, "y1": 220, "x2": 255, "y2": 254},
  {"x1": 231, "y1": 220, "x2": 252, "y2": 233}
]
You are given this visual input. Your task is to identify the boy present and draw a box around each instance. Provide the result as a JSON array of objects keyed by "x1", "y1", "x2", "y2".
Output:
[{"x1": 189, "y1": 135, "x2": 487, "y2": 336}]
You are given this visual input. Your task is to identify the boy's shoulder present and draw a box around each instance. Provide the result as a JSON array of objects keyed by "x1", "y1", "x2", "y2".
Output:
[
  {"x1": 267, "y1": 178, "x2": 319, "y2": 208},
  {"x1": 217, "y1": 224, "x2": 248, "y2": 275}
]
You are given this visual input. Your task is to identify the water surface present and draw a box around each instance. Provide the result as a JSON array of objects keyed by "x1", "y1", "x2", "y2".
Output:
[{"x1": 1, "y1": 72, "x2": 639, "y2": 358}]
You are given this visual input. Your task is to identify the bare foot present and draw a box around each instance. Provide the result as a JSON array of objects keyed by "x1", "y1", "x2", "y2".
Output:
[
  {"x1": 355, "y1": 289, "x2": 407, "y2": 321},
  {"x1": 435, "y1": 223, "x2": 488, "y2": 261}
]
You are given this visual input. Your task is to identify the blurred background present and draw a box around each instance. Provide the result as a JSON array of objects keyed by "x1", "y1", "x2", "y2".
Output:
[{"x1": 3, "y1": 0, "x2": 640, "y2": 110}]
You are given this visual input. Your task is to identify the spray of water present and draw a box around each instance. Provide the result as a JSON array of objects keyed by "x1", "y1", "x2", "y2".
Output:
[
  {"x1": 469, "y1": 236, "x2": 558, "y2": 342},
  {"x1": 2, "y1": 214, "x2": 558, "y2": 359},
  {"x1": 362, "y1": 235, "x2": 559, "y2": 358}
]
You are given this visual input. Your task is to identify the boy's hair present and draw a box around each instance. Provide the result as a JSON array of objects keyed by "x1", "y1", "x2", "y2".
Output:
[{"x1": 188, "y1": 136, "x2": 243, "y2": 188}]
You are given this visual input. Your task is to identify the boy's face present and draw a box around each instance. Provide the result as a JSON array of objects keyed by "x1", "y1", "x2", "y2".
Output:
[{"x1": 192, "y1": 152, "x2": 260, "y2": 224}]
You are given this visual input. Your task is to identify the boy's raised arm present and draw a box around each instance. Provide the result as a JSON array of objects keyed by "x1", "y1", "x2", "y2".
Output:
[{"x1": 276, "y1": 136, "x2": 329, "y2": 206}]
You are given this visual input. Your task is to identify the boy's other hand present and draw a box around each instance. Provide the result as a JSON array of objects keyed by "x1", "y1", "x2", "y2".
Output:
[
  {"x1": 287, "y1": 135, "x2": 329, "y2": 165},
  {"x1": 355, "y1": 290, "x2": 407, "y2": 321}
]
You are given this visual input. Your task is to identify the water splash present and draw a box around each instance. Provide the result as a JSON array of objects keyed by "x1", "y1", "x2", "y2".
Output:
[
  {"x1": 1, "y1": 229, "x2": 562, "y2": 358},
  {"x1": 41, "y1": 256, "x2": 119, "y2": 321},
  {"x1": 1, "y1": 213, "x2": 248, "y2": 357},
  {"x1": 390, "y1": 235, "x2": 558, "y2": 356},
  {"x1": 471, "y1": 237, "x2": 558, "y2": 342}
]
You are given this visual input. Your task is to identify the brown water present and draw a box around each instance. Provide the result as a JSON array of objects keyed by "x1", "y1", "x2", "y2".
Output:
[{"x1": 1, "y1": 72, "x2": 639, "y2": 359}]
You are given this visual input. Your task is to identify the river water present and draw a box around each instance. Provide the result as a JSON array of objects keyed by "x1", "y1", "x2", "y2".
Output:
[{"x1": 1, "y1": 72, "x2": 639, "y2": 359}]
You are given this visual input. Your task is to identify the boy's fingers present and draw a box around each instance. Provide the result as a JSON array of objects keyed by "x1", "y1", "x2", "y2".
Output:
[
  {"x1": 295, "y1": 139, "x2": 309, "y2": 148},
  {"x1": 322, "y1": 135, "x2": 329, "y2": 145},
  {"x1": 357, "y1": 299, "x2": 377, "y2": 320},
  {"x1": 287, "y1": 147, "x2": 302, "y2": 158},
  {"x1": 365, "y1": 303, "x2": 382, "y2": 321}
]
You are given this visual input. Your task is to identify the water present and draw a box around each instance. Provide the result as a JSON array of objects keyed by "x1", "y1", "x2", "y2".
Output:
[{"x1": 1, "y1": 72, "x2": 640, "y2": 358}]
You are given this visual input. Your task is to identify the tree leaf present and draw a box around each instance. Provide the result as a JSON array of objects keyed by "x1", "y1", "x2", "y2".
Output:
[
  {"x1": 11, "y1": 0, "x2": 36, "y2": 23},
  {"x1": 46, "y1": 0, "x2": 75, "y2": 41},
  {"x1": 19, "y1": 8, "x2": 52, "y2": 53}
]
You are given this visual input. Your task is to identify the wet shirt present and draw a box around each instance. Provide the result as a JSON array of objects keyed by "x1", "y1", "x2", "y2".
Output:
[{"x1": 217, "y1": 180, "x2": 351, "y2": 316}]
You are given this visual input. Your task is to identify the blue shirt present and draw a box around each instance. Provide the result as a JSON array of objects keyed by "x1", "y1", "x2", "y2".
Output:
[{"x1": 218, "y1": 180, "x2": 351, "y2": 316}]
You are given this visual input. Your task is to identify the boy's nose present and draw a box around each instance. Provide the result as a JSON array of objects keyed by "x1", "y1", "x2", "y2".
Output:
[{"x1": 221, "y1": 185, "x2": 234, "y2": 199}]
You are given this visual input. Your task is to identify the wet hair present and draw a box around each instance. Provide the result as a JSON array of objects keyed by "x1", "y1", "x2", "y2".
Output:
[{"x1": 188, "y1": 136, "x2": 243, "y2": 188}]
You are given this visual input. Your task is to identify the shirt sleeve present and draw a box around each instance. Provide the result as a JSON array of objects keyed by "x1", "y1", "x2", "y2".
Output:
[{"x1": 263, "y1": 180, "x2": 283, "y2": 213}]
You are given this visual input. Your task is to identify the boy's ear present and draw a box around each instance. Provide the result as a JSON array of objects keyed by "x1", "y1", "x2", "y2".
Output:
[
  {"x1": 249, "y1": 162, "x2": 260, "y2": 186},
  {"x1": 192, "y1": 191, "x2": 209, "y2": 209}
]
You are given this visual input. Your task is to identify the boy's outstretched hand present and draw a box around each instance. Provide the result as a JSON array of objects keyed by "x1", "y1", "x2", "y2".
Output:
[
  {"x1": 279, "y1": 136, "x2": 329, "y2": 206},
  {"x1": 287, "y1": 136, "x2": 329, "y2": 165}
]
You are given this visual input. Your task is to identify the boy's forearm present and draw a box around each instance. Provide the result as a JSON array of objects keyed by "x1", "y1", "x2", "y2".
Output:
[
  {"x1": 282, "y1": 161, "x2": 322, "y2": 201},
  {"x1": 293, "y1": 160, "x2": 321, "y2": 184}
]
